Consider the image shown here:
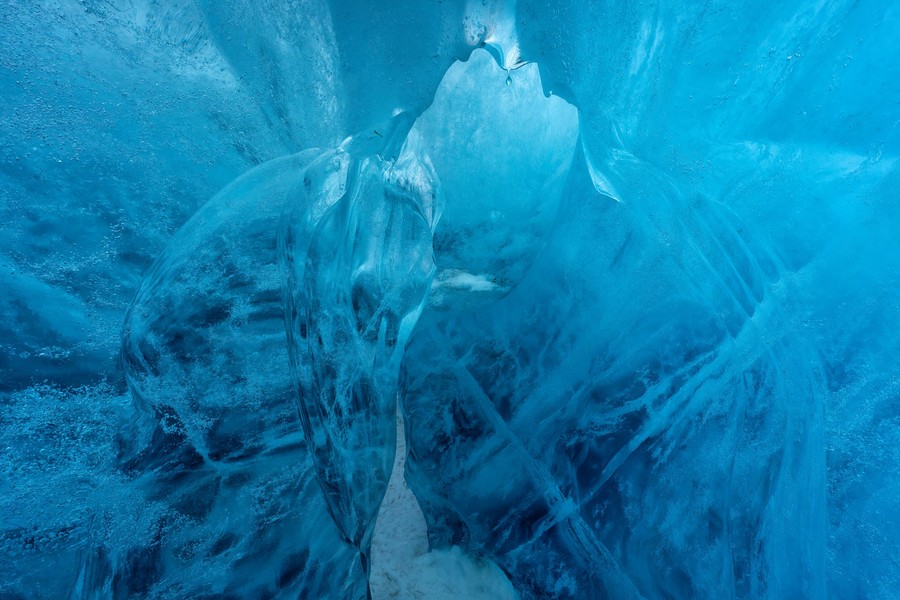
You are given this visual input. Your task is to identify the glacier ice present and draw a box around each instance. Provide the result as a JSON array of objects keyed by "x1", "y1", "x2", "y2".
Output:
[
  {"x1": 412, "y1": 49, "x2": 579, "y2": 309},
  {"x1": 282, "y1": 119, "x2": 441, "y2": 575},
  {"x1": 117, "y1": 149, "x2": 373, "y2": 598},
  {"x1": 2, "y1": 0, "x2": 899, "y2": 599}
]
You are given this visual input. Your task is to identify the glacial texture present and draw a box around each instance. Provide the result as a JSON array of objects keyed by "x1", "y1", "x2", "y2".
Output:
[
  {"x1": 118, "y1": 150, "x2": 372, "y2": 598},
  {"x1": 281, "y1": 120, "x2": 441, "y2": 577},
  {"x1": 2, "y1": 1, "x2": 898, "y2": 599}
]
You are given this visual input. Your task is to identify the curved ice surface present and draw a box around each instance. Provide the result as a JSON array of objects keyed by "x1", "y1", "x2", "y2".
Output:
[
  {"x1": 412, "y1": 49, "x2": 579, "y2": 309},
  {"x1": 123, "y1": 151, "x2": 318, "y2": 462},
  {"x1": 121, "y1": 118, "x2": 442, "y2": 597},
  {"x1": 401, "y1": 147, "x2": 827, "y2": 598},
  {"x1": 118, "y1": 150, "x2": 372, "y2": 598},
  {"x1": 2, "y1": 1, "x2": 899, "y2": 599},
  {"x1": 281, "y1": 120, "x2": 441, "y2": 570}
]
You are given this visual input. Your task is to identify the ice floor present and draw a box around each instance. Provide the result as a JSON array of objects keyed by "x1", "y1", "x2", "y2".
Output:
[{"x1": 370, "y1": 413, "x2": 518, "y2": 600}]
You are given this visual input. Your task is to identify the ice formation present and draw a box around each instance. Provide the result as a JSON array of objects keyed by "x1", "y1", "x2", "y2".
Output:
[{"x1": 1, "y1": 1, "x2": 898, "y2": 599}]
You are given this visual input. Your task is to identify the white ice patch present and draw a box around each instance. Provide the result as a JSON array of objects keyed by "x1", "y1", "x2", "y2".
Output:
[
  {"x1": 433, "y1": 269, "x2": 502, "y2": 292},
  {"x1": 370, "y1": 412, "x2": 518, "y2": 600}
]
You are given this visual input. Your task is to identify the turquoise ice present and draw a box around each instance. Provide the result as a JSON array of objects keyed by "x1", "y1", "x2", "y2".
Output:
[{"x1": 1, "y1": 1, "x2": 898, "y2": 598}]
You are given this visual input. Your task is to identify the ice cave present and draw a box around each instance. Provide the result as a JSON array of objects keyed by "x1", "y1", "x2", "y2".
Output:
[{"x1": 1, "y1": 1, "x2": 898, "y2": 598}]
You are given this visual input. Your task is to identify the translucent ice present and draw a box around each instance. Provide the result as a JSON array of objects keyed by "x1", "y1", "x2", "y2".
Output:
[
  {"x1": 120, "y1": 149, "x2": 372, "y2": 598},
  {"x1": 281, "y1": 119, "x2": 441, "y2": 576},
  {"x1": 411, "y1": 49, "x2": 579, "y2": 309},
  {"x1": 2, "y1": 1, "x2": 898, "y2": 599}
]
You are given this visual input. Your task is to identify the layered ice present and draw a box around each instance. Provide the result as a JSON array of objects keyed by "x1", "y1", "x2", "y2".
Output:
[
  {"x1": 281, "y1": 120, "x2": 441, "y2": 579},
  {"x1": 118, "y1": 150, "x2": 372, "y2": 598},
  {"x1": 2, "y1": 1, "x2": 899, "y2": 599}
]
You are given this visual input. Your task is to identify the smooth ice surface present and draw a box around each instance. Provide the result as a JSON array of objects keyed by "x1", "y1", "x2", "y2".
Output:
[
  {"x1": 2, "y1": 1, "x2": 899, "y2": 599},
  {"x1": 280, "y1": 121, "x2": 441, "y2": 577},
  {"x1": 411, "y1": 49, "x2": 579, "y2": 308}
]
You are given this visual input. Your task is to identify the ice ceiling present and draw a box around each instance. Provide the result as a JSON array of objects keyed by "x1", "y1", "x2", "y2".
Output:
[{"x1": 1, "y1": 1, "x2": 898, "y2": 599}]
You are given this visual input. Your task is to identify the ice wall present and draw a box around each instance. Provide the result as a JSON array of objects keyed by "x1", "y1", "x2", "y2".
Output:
[{"x1": 1, "y1": 0, "x2": 898, "y2": 598}]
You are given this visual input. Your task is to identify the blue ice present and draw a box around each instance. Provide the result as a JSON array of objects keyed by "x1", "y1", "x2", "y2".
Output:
[{"x1": 1, "y1": 1, "x2": 898, "y2": 599}]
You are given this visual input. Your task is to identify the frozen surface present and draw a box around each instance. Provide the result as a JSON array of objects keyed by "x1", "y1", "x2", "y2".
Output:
[
  {"x1": 2, "y1": 0, "x2": 899, "y2": 599},
  {"x1": 411, "y1": 50, "x2": 579, "y2": 308},
  {"x1": 369, "y1": 412, "x2": 518, "y2": 600}
]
